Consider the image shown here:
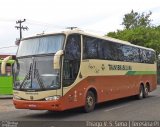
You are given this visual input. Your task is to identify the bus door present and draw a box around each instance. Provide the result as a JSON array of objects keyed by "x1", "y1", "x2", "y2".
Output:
[{"x1": 62, "y1": 34, "x2": 81, "y2": 93}]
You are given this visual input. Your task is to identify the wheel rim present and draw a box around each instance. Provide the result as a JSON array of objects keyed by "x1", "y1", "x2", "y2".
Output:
[
  {"x1": 87, "y1": 96, "x2": 94, "y2": 107},
  {"x1": 140, "y1": 88, "x2": 143, "y2": 98},
  {"x1": 145, "y1": 87, "x2": 148, "y2": 96},
  {"x1": 139, "y1": 86, "x2": 143, "y2": 99}
]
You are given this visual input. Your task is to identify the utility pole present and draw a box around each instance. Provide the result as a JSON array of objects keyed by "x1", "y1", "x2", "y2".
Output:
[{"x1": 15, "y1": 19, "x2": 28, "y2": 40}]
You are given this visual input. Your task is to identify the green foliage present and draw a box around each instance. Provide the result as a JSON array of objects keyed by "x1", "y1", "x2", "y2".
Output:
[
  {"x1": 107, "y1": 10, "x2": 160, "y2": 55},
  {"x1": 122, "y1": 10, "x2": 152, "y2": 29}
]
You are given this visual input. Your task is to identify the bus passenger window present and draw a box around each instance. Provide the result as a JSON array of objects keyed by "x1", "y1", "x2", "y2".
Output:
[
  {"x1": 65, "y1": 35, "x2": 81, "y2": 60},
  {"x1": 83, "y1": 36, "x2": 98, "y2": 59}
]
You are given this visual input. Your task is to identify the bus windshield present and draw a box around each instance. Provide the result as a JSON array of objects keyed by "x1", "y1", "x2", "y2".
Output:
[
  {"x1": 14, "y1": 34, "x2": 65, "y2": 91},
  {"x1": 17, "y1": 34, "x2": 65, "y2": 57},
  {"x1": 14, "y1": 56, "x2": 60, "y2": 90}
]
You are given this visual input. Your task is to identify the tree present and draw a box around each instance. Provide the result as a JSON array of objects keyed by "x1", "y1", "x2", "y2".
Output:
[
  {"x1": 107, "y1": 27, "x2": 160, "y2": 54},
  {"x1": 107, "y1": 10, "x2": 160, "y2": 55},
  {"x1": 122, "y1": 10, "x2": 152, "y2": 29}
]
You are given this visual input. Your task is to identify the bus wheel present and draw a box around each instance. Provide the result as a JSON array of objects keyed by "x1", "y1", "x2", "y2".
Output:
[
  {"x1": 143, "y1": 85, "x2": 149, "y2": 98},
  {"x1": 84, "y1": 91, "x2": 96, "y2": 113},
  {"x1": 136, "y1": 85, "x2": 144, "y2": 100}
]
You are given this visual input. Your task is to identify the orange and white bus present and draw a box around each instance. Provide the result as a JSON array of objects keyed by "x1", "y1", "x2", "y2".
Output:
[{"x1": 13, "y1": 29, "x2": 157, "y2": 112}]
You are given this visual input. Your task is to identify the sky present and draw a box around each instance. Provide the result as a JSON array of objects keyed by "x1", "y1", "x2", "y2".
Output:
[{"x1": 0, "y1": 0, "x2": 160, "y2": 54}]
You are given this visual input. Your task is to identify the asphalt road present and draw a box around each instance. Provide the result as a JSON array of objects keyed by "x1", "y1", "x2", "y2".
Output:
[{"x1": 0, "y1": 86, "x2": 160, "y2": 123}]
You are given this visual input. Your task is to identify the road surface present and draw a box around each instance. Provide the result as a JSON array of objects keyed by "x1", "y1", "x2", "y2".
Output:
[{"x1": 0, "y1": 86, "x2": 160, "y2": 127}]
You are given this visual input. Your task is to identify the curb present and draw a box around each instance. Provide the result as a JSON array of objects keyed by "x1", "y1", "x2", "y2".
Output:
[{"x1": 0, "y1": 95, "x2": 13, "y2": 99}]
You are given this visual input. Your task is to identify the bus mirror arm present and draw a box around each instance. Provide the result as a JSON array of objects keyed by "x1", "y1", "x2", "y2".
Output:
[
  {"x1": 1, "y1": 56, "x2": 12, "y2": 75},
  {"x1": 53, "y1": 50, "x2": 64, "y2": 69}
]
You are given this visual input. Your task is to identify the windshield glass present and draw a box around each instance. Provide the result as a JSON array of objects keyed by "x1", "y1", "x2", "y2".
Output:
[
  {"x1": 13, "y1": 56, "x2": 61, "y2": 90},
  {"x1": 17, "y1": 34, "x2": 65, "y2": 57}
]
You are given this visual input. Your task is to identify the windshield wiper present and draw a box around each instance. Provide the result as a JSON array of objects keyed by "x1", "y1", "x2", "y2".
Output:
[
  {"x1": 34, "y1": 61, "x2": 45, "y2": 89},
  {"x1": 34, "y1": 69, "x2": 45, "y2": 89},
  {"x1": 19, "y1": 63, "x2": 33, "y2": 89},
  {"x1": 19, "y1": 61, "x2": 45, "y2": 90}
]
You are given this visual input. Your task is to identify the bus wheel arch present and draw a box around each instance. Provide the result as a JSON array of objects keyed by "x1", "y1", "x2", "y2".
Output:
[{"x1": 84, "y1": 88, "x2": 97, "y2": 113}]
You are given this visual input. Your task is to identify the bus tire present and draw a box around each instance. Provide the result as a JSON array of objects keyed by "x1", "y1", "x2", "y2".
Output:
[
  {"x1": 84, "y1": 91, "x2": 96, "y2": 113},
  {"x1": 143, "y1": 85, "x2": 149, "y2": 98},
  {"x1": 136, "y1": 85, "x2": 144, "y2": 100}
]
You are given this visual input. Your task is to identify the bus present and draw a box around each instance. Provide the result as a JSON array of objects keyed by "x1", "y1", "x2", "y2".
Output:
[
  {"x1": 13, "y1": 29, "x2": 157, "y2": 112},
  {"x1": 0, "y1": 56, "x2": 15, "y2": 95}
]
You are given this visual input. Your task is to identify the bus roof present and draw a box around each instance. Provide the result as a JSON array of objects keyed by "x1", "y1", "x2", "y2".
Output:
[
  {"x1": 21, "y1": 29, "x2": 155, "y2": 52},
  {"x1": 64, "y1": 29, "x2": 155, "y2": 52}
]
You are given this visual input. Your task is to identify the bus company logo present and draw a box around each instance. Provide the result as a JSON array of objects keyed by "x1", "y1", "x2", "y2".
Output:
[
  {"x1": 88, "y1": 63, "x2": 95, "y2": 69},
  {"x1": 108, "y1": 64, "x2": 132, "y2": 71},
  {"x1": 101, "y1": 64, "x2": 105, "y2": 70}
]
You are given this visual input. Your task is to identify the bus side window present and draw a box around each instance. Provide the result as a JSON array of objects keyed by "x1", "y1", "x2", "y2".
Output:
[
  {"x1": 83, "y1": 36, "x2": 98, "y2": 59},
  {"x1": 63, "y1": 34, "x2": 81, "y2": 87}
]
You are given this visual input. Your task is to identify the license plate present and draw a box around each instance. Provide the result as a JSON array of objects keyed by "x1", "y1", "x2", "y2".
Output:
[{"x1": 28, "y1": 104, "x2": 37, "y2": 108}]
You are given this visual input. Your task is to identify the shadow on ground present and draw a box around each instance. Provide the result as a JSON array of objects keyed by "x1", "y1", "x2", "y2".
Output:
[{"x1": 20, "y1": 95, "x2": 155, "y2": 120}]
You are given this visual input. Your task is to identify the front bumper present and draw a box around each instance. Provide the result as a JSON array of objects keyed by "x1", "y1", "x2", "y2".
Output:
[{"x1": 13, "y1": 99, "x2": 63, "y2": 111}]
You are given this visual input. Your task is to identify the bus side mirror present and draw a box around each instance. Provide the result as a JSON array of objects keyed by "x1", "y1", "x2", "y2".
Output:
[
  {"x1": 1, "y1": 56, "x2": 12, "y2": 75},
  {"x1": 53, "y1": 50, "x2": 64, "y2": 69}
]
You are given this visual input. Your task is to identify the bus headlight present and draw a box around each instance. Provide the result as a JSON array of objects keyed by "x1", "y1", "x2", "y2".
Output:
[{"x1": 45, "y1": 95, "x2": 61, "y2": 101}]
